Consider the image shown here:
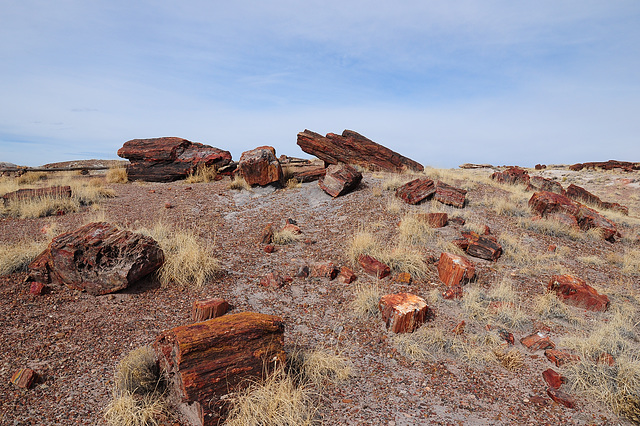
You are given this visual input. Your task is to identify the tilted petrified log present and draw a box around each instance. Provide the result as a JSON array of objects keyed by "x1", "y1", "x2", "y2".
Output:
[
  {"x1": 117, "y1": 137, "x2": 231, "y2": 182},
  {"x1": 491, "y1": 167, "x2": 530, "y2": 185},
  {"x1": 27, "y1": 222, "x2": 164, "y2": 295},
  {"x1": 2, "y1": 186, "x2": 72, "y2": 206},
  {"x1": 548, "y1": 274, "x2": 609, "y2": 312},
  {"x1": 155, "y1": 312, "x2": 285, "y2": 426},
  {"x1": 297, "y1": 129, "x2": 423, "y2": 172},
  {"x1": 566, "y1": 184, "x2": 628, "y2": 215},
  {"x1": 395, "y1": 178, "x2": 435, "y2": 205}
]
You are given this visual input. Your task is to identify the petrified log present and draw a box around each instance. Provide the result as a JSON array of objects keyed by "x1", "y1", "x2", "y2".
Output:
[
  {"x1": 26, "y1": 222, "x2": 164, "y2": 295},
  {"x1": 297, "y1": 129, "x2": 423, "y2": 172},
  {"x1": 491, "y1": 167, "x2": 530, "y2": 185},
  {"x1": 238, "y1": 146, "x2": 284, "y2": 187},
  {"x1": 117, "y1": 137, "x2": 231, "y2": 182},
  {"x1": 437, "y1": 252, "x2": 475, "y2": 286},
  {"x1": 379, "y1": 293, "x2": 431, "y2": 333},
  {"x1": 318, "y1": 163, "x2": 362, "y2": 197},
  {"x1": 280, "y1": 157, "x2": 327, "y2": 183},
  {"x1": 416, "y1": 212, "x2": 448, "y2": 228},
  {"x1": 546, "y1": 388, "x2": 576, "y2": 409},
  {"x1": 395, "y1": 178, "x2": 435, "y2": 205},
  {"x1": 311, "y1": 262, "x2": 339, "y2": 280},
  {"x1": 2, "y1": 186, "x2": 72, "y2": 206},
  {"x1": 542, "y1": 368, "x2": 564, "y2": 389},
  {"x1": 569, "y1": 160, "x2": 640, "y2": 172},
  {"x1": 155, "y1": 312, "x2": 285, "y2": 426},
  {"x1": 529, "y1": 176, "x2": 564, "y2": 194},
  {"x1": 529, "y1": 191, "x2": 580, "y2": 218},
  {"x1": 192, "y1": 298, "x2": 229, "y2": 322},
  {"x1": 434, "y1": 181, "x2": 467, "y2": 208},
  {"x1": 544, "y1": 349, "x2": 580, "y2": 367},
  {"x1": 520, "y1": 332, "x2": 555, "y2": 352},
  {"x1": 461, "y1": 231, "x2": 503, "y2": 261},
  {"x1": 547, "y1": 275, "x2": 609, "y2": 311},
  {"x1": 338, "y1": 266, "x2": 357, "y2": 284},
  {"x1": 575, "y1": 205, "x2": 619, "y2": 240},
  {"x1": 358, "y1": 255, "x2": 391, "y2": 279},
  {"x1": 566, "y1": 184, "x2": 628, "y2": 215}
]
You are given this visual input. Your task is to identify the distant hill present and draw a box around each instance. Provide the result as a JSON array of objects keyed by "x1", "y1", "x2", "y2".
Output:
[{"x1": 39, "y1": 159, "x2": 128, "y2": 169}]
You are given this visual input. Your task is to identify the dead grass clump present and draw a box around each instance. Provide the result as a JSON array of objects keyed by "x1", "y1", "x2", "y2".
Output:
[
  {"x1": 185, "y1": 164, "x2": 217, "y2": 183},
  {"x1": 533, "y1": 292, "x2": 583, "y2": 326},
  {"x1": 3, "y1": 194, "x2": 80, "y2": 219},
  {"x1": 462, "y1": 281, "x2": 529, "y2": 330},
  {"x1": 398, "y1": 214, "x2": 435, "y2": 246},
  {"x1": 139, "y1": 223, "x2": 220, "y2": 288},
  {"x1": 493, "y1": 348, "x2": 524, "y2": 371},
  {"x1": 347, "y1": 231, "x2": 378, "y2": 264},
  {"x1": 16, "y1": 171, "x2": 48, "y2": 185},
  {"x1": 0, "y1": 239, "x2": 48, "y2": 275},
  {"x1": 225, "y1": 368, "x2": 317, "y2": 426},
  {"x1": 104, "y1": 391, "x2": 168, "y2": 426},
  {"x1": 517, "y1": 217, "x2": 583, "y2": 240},
  {"x1": 115, "y1": 346, "x2": 163, "y2": 395},
  {"x1": 299, "y1": 349, "x2": 352, "y2": 387},
  {"x1": 491, "y1": 196, "x2": 530, "y2": 217},
  {"x1": 351, "y1": 282, "x2": 382, "y2": 318},
  {"x1": 385, "y1": 197, "x2": 403, "y2": 214},
  {"x1": 622, "y1": 249, "x2": 640, "y2": 275},
  {"x1": 375, "y1": 245, "x2": 429, "y2": 279},
  {"x1": 272, "y1": 228, "x2": 302, "y2": 245},
  {"x1": 462, "y1": 222, "x2": 486, "y2": 235},
  {"x1": 285, "y1": 178, "x2": 302, "y2": 189},
  {"x1": 228, "y1": 175, "x2": 251, "y2": 191},
  {"x1": 106, "y1": 166, "x2": 129, "y2": 184},
  {"x1": 382, "y1": 174, "x2": 412, "y2": 191}
]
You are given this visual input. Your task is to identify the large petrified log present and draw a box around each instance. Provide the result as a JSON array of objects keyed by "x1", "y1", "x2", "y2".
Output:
[
  {"x1": 2, "y1": 186, "x2": 72, "y2": 206},
  {"x1": 395, "y1": 178, "x2": 435, "y2": 205},
  {"x1": 491, "y1": 167, "x2": 530, "y2": 185},
  {"x1": 379, "y1": 293, "x2": 432, "y2": 333},
  {"x1": 117, "y1": 137, "x2": 231, "y2": 182},
  {"x1": 566, "y1": 184, "x2": 628, "y2": 215},
  {"x1": 297, "y1": 129, "x2": 423, "y2": 172},
  {"x1": 434, "y1": 181, "x2": 467, "y2": 208},
  {"x1": 26, "y1": 222, "x2": 164, "y2": 295},
  {"x1": 548, "y1": 275, "x2": 609, "y2": 311},
  {"x1": 318, "y1": 163, "x2": 362, "y2": 197},
  {"x1": 155, "y1": 312, "x2": 285, "y2": 426},
  {"x1": 237, "y1": 146, "x2": 284, "y2": 187},
  {"x1": 569, "y1": 160, "x2": 640, "y2": 172}
]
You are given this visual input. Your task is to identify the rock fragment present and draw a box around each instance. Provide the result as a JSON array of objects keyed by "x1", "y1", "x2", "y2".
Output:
[{"x1": 379, "y1": 293, "x2": 431, "y2": 333}]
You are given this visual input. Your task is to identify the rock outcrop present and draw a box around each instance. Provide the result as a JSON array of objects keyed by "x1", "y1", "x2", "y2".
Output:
[
  {"x1": 569, "y1": 160, "x2": 640, "y2": 172},
  {"x1": 491, "y1": 167, "x2": 530, "y2": 185},
  {"x1": 238, "y1": 146, "x2": 284, "y2": 187},
  {"x1": 27, "y1": 222, "x2": 164, "y2": 295},
  {"x1": 297, "y1": 129, "x2": 424, "y2": 172},
  {"x1": 117, "y1": 137, "x2": 231, "y2": 182},
  {"x1": 318, "y1": 163, "x2": 362, "y2": 197}
]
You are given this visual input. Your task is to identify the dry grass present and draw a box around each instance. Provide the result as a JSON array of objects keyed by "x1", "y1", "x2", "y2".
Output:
[
  {"x1": 184, "y1": 164, "x2": 218, "y2": 183},
  {"x1": 0, "y1": 239, "x2": 48, "y2": 276},
  {"x1": 462, "y1": 281, "x2": 529, "y2": 330},
  {"x1": 346, "y1": 231, "x2": 378, "y2": 264},
  {"x1": 16, "y1": 171, "x2": 48, "y2": 185},
  {"x1": 398, "y1": 214, "x2": 435, "y2": 246},
  {"x1": 382, "y1": 173, "x2": 413, "y2": 191},
  {"x1": 385, "y1": 197, "x2": 403, "y2": 214},
  {"x1": 517, "y1": 217, "x2": 584, "y2": 240},
  {"x1": 272, "y1": 228, "x2": 302, "y2": 245},
  {"x1": 138, "y1": 223, "x2": 220, "y2": 288},
  {"x1": 228, "y1": 175, "x2": 251, "y2": 191},
  {"x1": 285, "y1": 178, "x2": 302, "y2": 189},
  {"x1": 351, "y1": 282, "x2": 382, "y2": 318},
  {"x1": 106, "y1": 166, "x2": 129, "y2": 184},
  {"x1": 491, "y1": 195, "x2": 531, "y2": 217},
  {"x1": 493, "y1": 348, "x2": 524, "y2": 371},
  {"x1": 533, "y1": 291, "x2": 583, "y2": 326},
  {"x1": 622, "y1": 249, "x2": 640, "y2": 275},
  {"x1": 298, "y1": 349, "x2": 352, "y2": 387},
  {"x1": 115, "y1": 346, "x2": 163, "y2": 395},
  {"x1": 104, "y1": 391, "x2": 168, "y2": 426},
  {"x1": 375, "y1": 245, "x2": 429, "y2": 279}
]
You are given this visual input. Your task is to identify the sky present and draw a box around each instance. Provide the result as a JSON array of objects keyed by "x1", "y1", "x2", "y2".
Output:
[{"x1": 1, "y1": 1, "x2": 639, "y2": 168}]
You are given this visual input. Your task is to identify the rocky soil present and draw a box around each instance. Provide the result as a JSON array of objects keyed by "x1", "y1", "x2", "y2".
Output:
[{"x1": 1, "y1": 165, "x2": 639, "y2": 425}]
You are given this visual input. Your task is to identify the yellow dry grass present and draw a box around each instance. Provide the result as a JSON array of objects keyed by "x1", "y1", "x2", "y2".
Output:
[
  {"x1": 115, "y1": 346, "x2": 163, "y2": 395},
  {"x1": 272, "y1": 228, "x2": 302, "y2": 245},
  {"x1": 104, "y1": 391, "x2": 167, "y2": 426},
  {"x1": 0, "y1": 239, "x2": 48, "y2": 276},
  {"x1": 493, "y1": 348, "x2": 524, "y2": 371},
  {"x1": 398, "y1": 214, "x2": 435, "y2": 246},
  {"x1": 351, "y1": 282, "x2": 382, "y2": 318},
  {"x1": 106, "y1": 166, "x2": 129, "y2": 184},
  {"x1": 298, "y1": 349, "x2": 352, "y2": 387},
  {"x1": 228, "y1": 175, "x2": 251, "y2": 191}
]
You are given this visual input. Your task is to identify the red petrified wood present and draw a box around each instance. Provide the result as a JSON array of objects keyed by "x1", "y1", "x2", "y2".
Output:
[
  {"x1": 358, "y1": 255, "x2": 391, "y2": 279},
  {"x1": 437, "y1": 252, "x2": 476, "y2": 286},
  {"x1": 297, "y1": 129, "x2": 424, "y2": 173},
  {"x1": 310, "y1": 262, "x2": 339, "y2": 280},
  {"x1": 545, "y1": 349, "x2": 580, "y2": 367},
  {"x1": 2, "y1": 186, "x2": 72, "y2": 206},
  {"x1": 318, "y1": 163, "x2": 363, "y2": 197},
  {"x1": 338, "y1": 266, "x2": 357, "y2": 284},
  {"x1": 542, "y1": 368, "x2": 565, "y2": 389},
  {"x1": 192, "y1": 298, "x2": 229, "y2": 322},
  {"x1": 547, "y1": 275, "x2": 609, "y2": 312},
  {"x1": 395, "y1": 178, "x2": 435, "y2": 205},
  {"x1": 434, "y1": 181, "x2": 467, "y2": 208},
  {"x1": 238, "y1": 146, "x2": 284, "y2": 187},
  {"x1": 520, "y1": 332, "x2": 555, "y2": 352},
  {"x1": 461, "y1": 231, "x2": 503, "y2": 261},
  {"x1": 417, "y1": 212, "x2": 448, "y2": 228},
  {"x1": 379, "y1": 293, "x2": 432, "y2": 333},
  {"x1": 10, "y1": 368, "x2": 38, "y2": 389},
  {"x1": 491, "y1": 167, "x2": 530, "y2": 185},
  {"x1": 528, "y1": 176, "x2": 564, "y2": 194},
  {"x1": 155, "y1": 312, "x2": 285, "y2": 426},
  {"x1": 546, "y1": 388, "x2": 576, "y2": 409}
]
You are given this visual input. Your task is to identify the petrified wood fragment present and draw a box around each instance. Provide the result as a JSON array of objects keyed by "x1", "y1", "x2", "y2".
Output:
[
  {"x1": 192, "y1": 298, "x2": 229, "y2": 322},
  {"x1": 395, "y1": 178, "x2": 435, "y2": 205},
  {"x1": 491, "y1": 167, "x2": 530, "y2": 185},
  {"x1": 379, "y1": 293, "x2": 431, "y2": 333},
  {"x1": 434, "y1": 181, "x2": 467, "y2": 208},
  {"x1": 358, "y1": 254, "x2": 391, "y2": 279},
  {"x1": 2, "y1": 186, "x2": 72, "y2": 206},
  {"x1": 318, "y1": 163, "x2": 362, "y2": 197},
  {"x1": 437, "y1": 252, "x2": 476, "y2": 286},
  {"x1": 547, "y1": 275, "x2": 609, "y2": 312},
  {"x1": 238, "y1": 146, "x2": 284, "y2": 187}
]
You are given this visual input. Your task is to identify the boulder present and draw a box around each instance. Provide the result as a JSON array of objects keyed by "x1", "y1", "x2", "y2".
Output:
[
  {"x1": 297, "y1": 129, "x2": 424, "y2": 173},
  {"x1": 238, "y1": 146, "x2": 284, "y2": 187},
  {"x1": 2, "y1": 186, "x2": 72, "y2": 206},
  {"x1": 117, "y1": 137, "x2": 231, "y2": 182},
  {"x1": 358, "y1": 255, "x2": 391, "y2": 279},
  {"x1": 491, "y1": 167, "x2": 530, "y2": 185},
  {"x1": 542, "y1": 368, "x2": 565, "y2": 389},
  {"x1": 395, "y1": 178, "x2": 435, "y2": 205},
  {"x1": 155, "y1": 312, "x2": 285, "y2": 425},
  {"x1": 575, "y1": 205, "x2": 619, "y2": 241},
  {"x1": 544, "y1": 349, "x2": 580, "y2": 367},
  {"x1": 461, "y1": 231, "x2": 503, "y2": 261},
  {"x1": 416, "y1": 213, "x2": 448, "y2": 228},
  {"x1": 379, "y1": 293, "x2": 431, "y2": 333},
  {"x1": 192, "y1": 298, "x2": 230, "y2": 322},
  {"x1": 529, "y1": 176, "x2": 564, "y2": 194},
  {"x1": 520, "y1": 332, "x2": 555, "y2": 352},
  {"x1": 318, "y1": 163, "x2": 362, "y2": 197},
  {"x1": 434, "y1": 181, "x2": 467, "y2": 208},
  {"x1": 437, "y1": 252, "x2": 475, "y2": 286},
  {"x1": 547, "y1": 275, "x2": 609, "y2": 312},
  {"x1": 26, "y1": 222, "x2": 164, "y2": 295}
]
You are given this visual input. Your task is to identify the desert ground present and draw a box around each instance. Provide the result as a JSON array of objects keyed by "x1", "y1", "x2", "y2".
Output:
[{"x1": 1, "y1": 162, "x2": 640, "y2": 425}]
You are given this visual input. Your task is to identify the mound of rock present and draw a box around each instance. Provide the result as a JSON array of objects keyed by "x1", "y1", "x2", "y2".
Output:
[
  {"x1": 117, "y1": 137, "x2": 231, "y2": 182},
  {"x1": 491, "y1": 167, "x2": 530, "y2": 185},
  {"x1": 569, "y1": 160, "x2": 640, "y2": 172}
]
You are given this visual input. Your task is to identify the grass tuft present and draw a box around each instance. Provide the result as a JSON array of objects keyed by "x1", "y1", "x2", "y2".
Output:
[
  {"x1": 106, "y1": 166, "x2": 129, "y2": 184},
  {"x1": 115, "y1": 346, "x2": 163, "y2": 395},
  {"x1": 351, "y1": 282, "x2": 382, "y2": 318},
  {"x1": 185, "y1": 164, "x2": 217, "y2": 183},
  {"x1": 228, "y1": 175, "x2": 251, "y2": 191},
  {"x1": 104, "y1": 391, "x2": 167, "y2": 426},
  {"x1": 272, "y1": 229, "x2": 302, "y2": 245},
  {"x1": 0, "y1": 239, "x2": 48, "y2": 275}
]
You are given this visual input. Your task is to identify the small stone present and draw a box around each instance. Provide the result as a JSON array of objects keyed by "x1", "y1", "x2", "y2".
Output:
[
  {"x1": 546, "y1": 387, "x2": 576, "y2": 409},
  {"x1": 544, "y1": 349, "x2": 580, "y2": 367},
  {"x1": 542, "y1": 368, "x2": 564, "y2": 389},
  {"x1": 338, "y1": 266, "x2": 357, "y2": 284},
  {"x1": 259, "y1": 272, "x2": 289, "y2": 289},
  {"x1": 437, "y1": 252, "x2": 475, "y2": 286},
  {"x1": 442, "y1": 285, "x2": 463, "y2": 300},
  {"x1": 520, "y1": 332, "x2": 555, "y2": 352},
  {"x1": 192, "y1": 298, "x2": 230, "y2": 322},
  {"x1": 264, "y1": 245, "x2": 275, "y2": 253},
  {"x1": 392, "y1": 272, "x2": 412, "y2": 284},
  {"x1": 548, "y1": 275, "x2": 609, "y2": 312},
  {"x1": 164, "y1": 202, "x2": 173, "y2": 209},
  {"x1": 10, "y1": 368, "x2": 38, "y2": 389},
  {"x1": 452, "y1": 321, "x2": 466, "y2": 335},
  {"x1": 29, "y1": 282, "x2": 47, "y2": 296},
  {"x1": 596, "y1": 352, "x2": 615, "y2": 366}
]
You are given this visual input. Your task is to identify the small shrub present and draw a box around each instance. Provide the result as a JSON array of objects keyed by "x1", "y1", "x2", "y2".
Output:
[
  {"x1": 285, "y1": 178, "x2": 301, "y2": 189},
  {"x1": 385, "y1": 197, "x2": 403, "y2": 214},
  {"x1": 106, "y1": 166, "x2": 128, "y2": 184},
  {"x1": 185, "y1": 164, "x2": 217, "y2": 183},
  {"x1": 115, "y1": 346, "x2": 163, "y2": 395},
  {"x1": 228, "y1": 175, "x2": 251, "y2": 191},
  {"x1": 299, "y1": 349, "x2": 352, "y2": 387},
  {"x1": 272, "y1": 228, "x2": 302, "y2": 245}
]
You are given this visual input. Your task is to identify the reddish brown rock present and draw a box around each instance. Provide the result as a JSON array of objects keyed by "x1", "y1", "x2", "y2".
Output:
[
  {"x1": 238, "y1": 146, "x2": 284, "y2": 187},
  {"x1": 318, "y1": 163, "x2": 362, "y2": 197},
  {"x1": 155, "y1": 312, "x2": 285, "y2": 425},
  {"x1": 451, "y1": 238, "x2": 469, "y2": 251},
  {"x1": 535, "y1": 164, "x2": 547, "y2": 170},
  {"x1": 452, "y1": 321, "x2": 466, "y2": 335},
  {"x1": 575, "y1": 205, "x2": 619, "y2": 241},
  {"x1": 461, "y1": 231, "x2": 503, "y2": 261},
  {"x1": 395, "y1": 178, "x2": 435, "y2": 205},
  {"x1": 117, "y1": 137, "x2": 231, "y2": 182},
  {"x1": 417, "y1": 212, "x2": 448, "y2": 228},
  {"x1": 311, "y1": 262, "x2": 339, "y2": 280},
  {"x1": 296, "y1": 265, "x2": 310, "y2": 278},
  {"x1": 437, "y1": 252, "x2": 475, "y2": 286},
  {"x1": 292, "y1": 165, "x2": 327, "y2": 183},
  {"x1": 26, "y1": 222, "x2": 164, "y2": 295},
  {"x1": 442, "y1": 285, "x2": 464, "y2": 300},
  {"x1": 338, "y1": 266, "x2": 357, "y2": 284},
  {"x1": 548, "y1": 275, "x2": 609, "y2": 312},
  {"x1": 260, "y1": 223, "x2": 274, "y2": 245},
  {"x1": 567, "y1": 184, "x2": 628, "y2": 216},
  {"x1": 569, "y1": 160, "x2": 640, "y2": 172},
  {"x1": 546, "y1": 212, "x2": 579, "y2": 229},
  {"x1": 545, "y1": 349, "x2": 580, "y2": 367},
  {"x1": 392, "y1": 272, "x2": 412, "y2": 284},
  {"x1": 379, "y1": 293, "x2": 431, "y2": 333},
  {"x1": 192, "y1": 298, "x2": 230, "y2": 322},
  {"x1": 497, "y1": 328, "x2": 515, "y2": 345},
  {"x1": 491, "y1": 167, "x2": 530, "y2": 185},
  {"x1": 434, "y1": 181, "x2": 467, "y2": 208},
  {"x1": 546, "y1": 388, "x2": 576, "y2": 409},
  {"x1": 281, "y1": 223, "x2": 302, "y2": 235},
  {"x1": 542, "y1": 368, "x2": 565, "y2": 389},
  {"x1": 10, "y1": 368, "x2": 38, "y2": 389},
  {"x1": 260, "y1": 272, "x2": 290, "y2": 288},
  {"x1": 2, "y1": 185, "x2": 72, "y2": 206},
  {"x1": 279, "y1": 156, "x2": 326, "y2": 182},
  {"x1": 29, "y1": 282, "x2": 47, "y2": 296},
  {"x1": 529, "y1": 176, "x2": 564, "y2": 194},
  {"x1": 264, "y1": 244, "x2": 275, "y2": 253},
  {"x1": 449, "y1": 217, "x2": 466, "y2": 226},
  {"x1": 297, "y1": 129, "x2": 424, "y2": 173},
  {"x1": 358, "y1": 255, "x2": 391, "y2": 279},
  {"x1": 520, "y1": 332, "x2": 555, "y2": 352}
]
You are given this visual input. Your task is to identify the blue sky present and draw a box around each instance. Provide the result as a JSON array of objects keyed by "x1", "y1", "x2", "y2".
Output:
[{"x1": 1, "y1": 1, "x2": 639, "y2": 167}]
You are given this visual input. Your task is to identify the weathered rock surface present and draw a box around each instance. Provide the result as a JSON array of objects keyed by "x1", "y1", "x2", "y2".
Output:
[
  {"x1": 2, "y1": 186, "x2": 72, "y2": 206},
  {"x1": 238, "y1": 146, "x2": 284, "y2": 187},
  {"x1": 434, "y1": 181, "x2": 467, "y2": 208},
  {"x1": 548, "y1": 275, "x2": 609, "y2": 312},
  {"x1": 437, "y1": 252, "x2": 475, "y2": 286},
  {"x1": 491, "y1": 167, "x2": 530, "y2": 185},
  {"x1": 117, "y1": 137, "x2": 231, "y2": 182},
  {"x1": 311, "y1": 262, "x2": 339, "y2": 280},
  {"x1": 155, "y1": 312, "x2": 285, "y2": 425},
  {"x1": 542, "y1": 368, "x2": 565, "y2": 389},
  {"x1": 569, "y1": 160, "x2": 640, "y2": 172},
  {"x1": 395, "y1": 178, "x2": 435, "y2": 205},
  {"x1": 417, "y1": 212, "x2": 448, "y2": 228},
  {"x1": 529, "y1": 176, "x2": 564, "y2": 194},
  {"x1": 358, "y1": 255, "x2": 391, "y2": 279},
  {"x1": 566, "y1": 184, "x2": 628, "y2": 215},
  {"x1": 27, "y1": 222, "x2": 164, "y2": 295},
  {"x1": 192, "y1": 298, "x2": 230, "y2": 322},
  {"x1": 461, "y1": 231, "x2": 503, "y2": 261},
  {"x1": 10, "y1": 368, "x2": 38, "y2": 389},
  {"x1": 379, "y1": 293, "x2": 431, "y2": 333},
  {"x1": 297, "y1": 129, "x2": 424, "y2": 172},
  {"x1": 318, "y1": 163, "x2": 362, "y2": 197},
  {"x1": 545, "y1": 349, "x2": 580, "y2": 367},
  {"x1": 520, "y1": 332, "x2": 555, "y2": 352},
  {"x1": 546, "y1": 388, "x2": 576, "y2": 409}
]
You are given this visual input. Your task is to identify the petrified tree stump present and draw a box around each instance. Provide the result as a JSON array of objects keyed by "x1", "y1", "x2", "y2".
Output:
[
  {"x1": 238, "y1": 146, "x2": 284, "y2": 187},
  {"x1": 437, "y1": 252, "x2": 475, "y2": 286},
  {"x1": 379, "y1": 293, "x2": 431, "y2": 333},
  {"x1": 155, "y1": 312, "x2": 285, "y2": 425}
]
